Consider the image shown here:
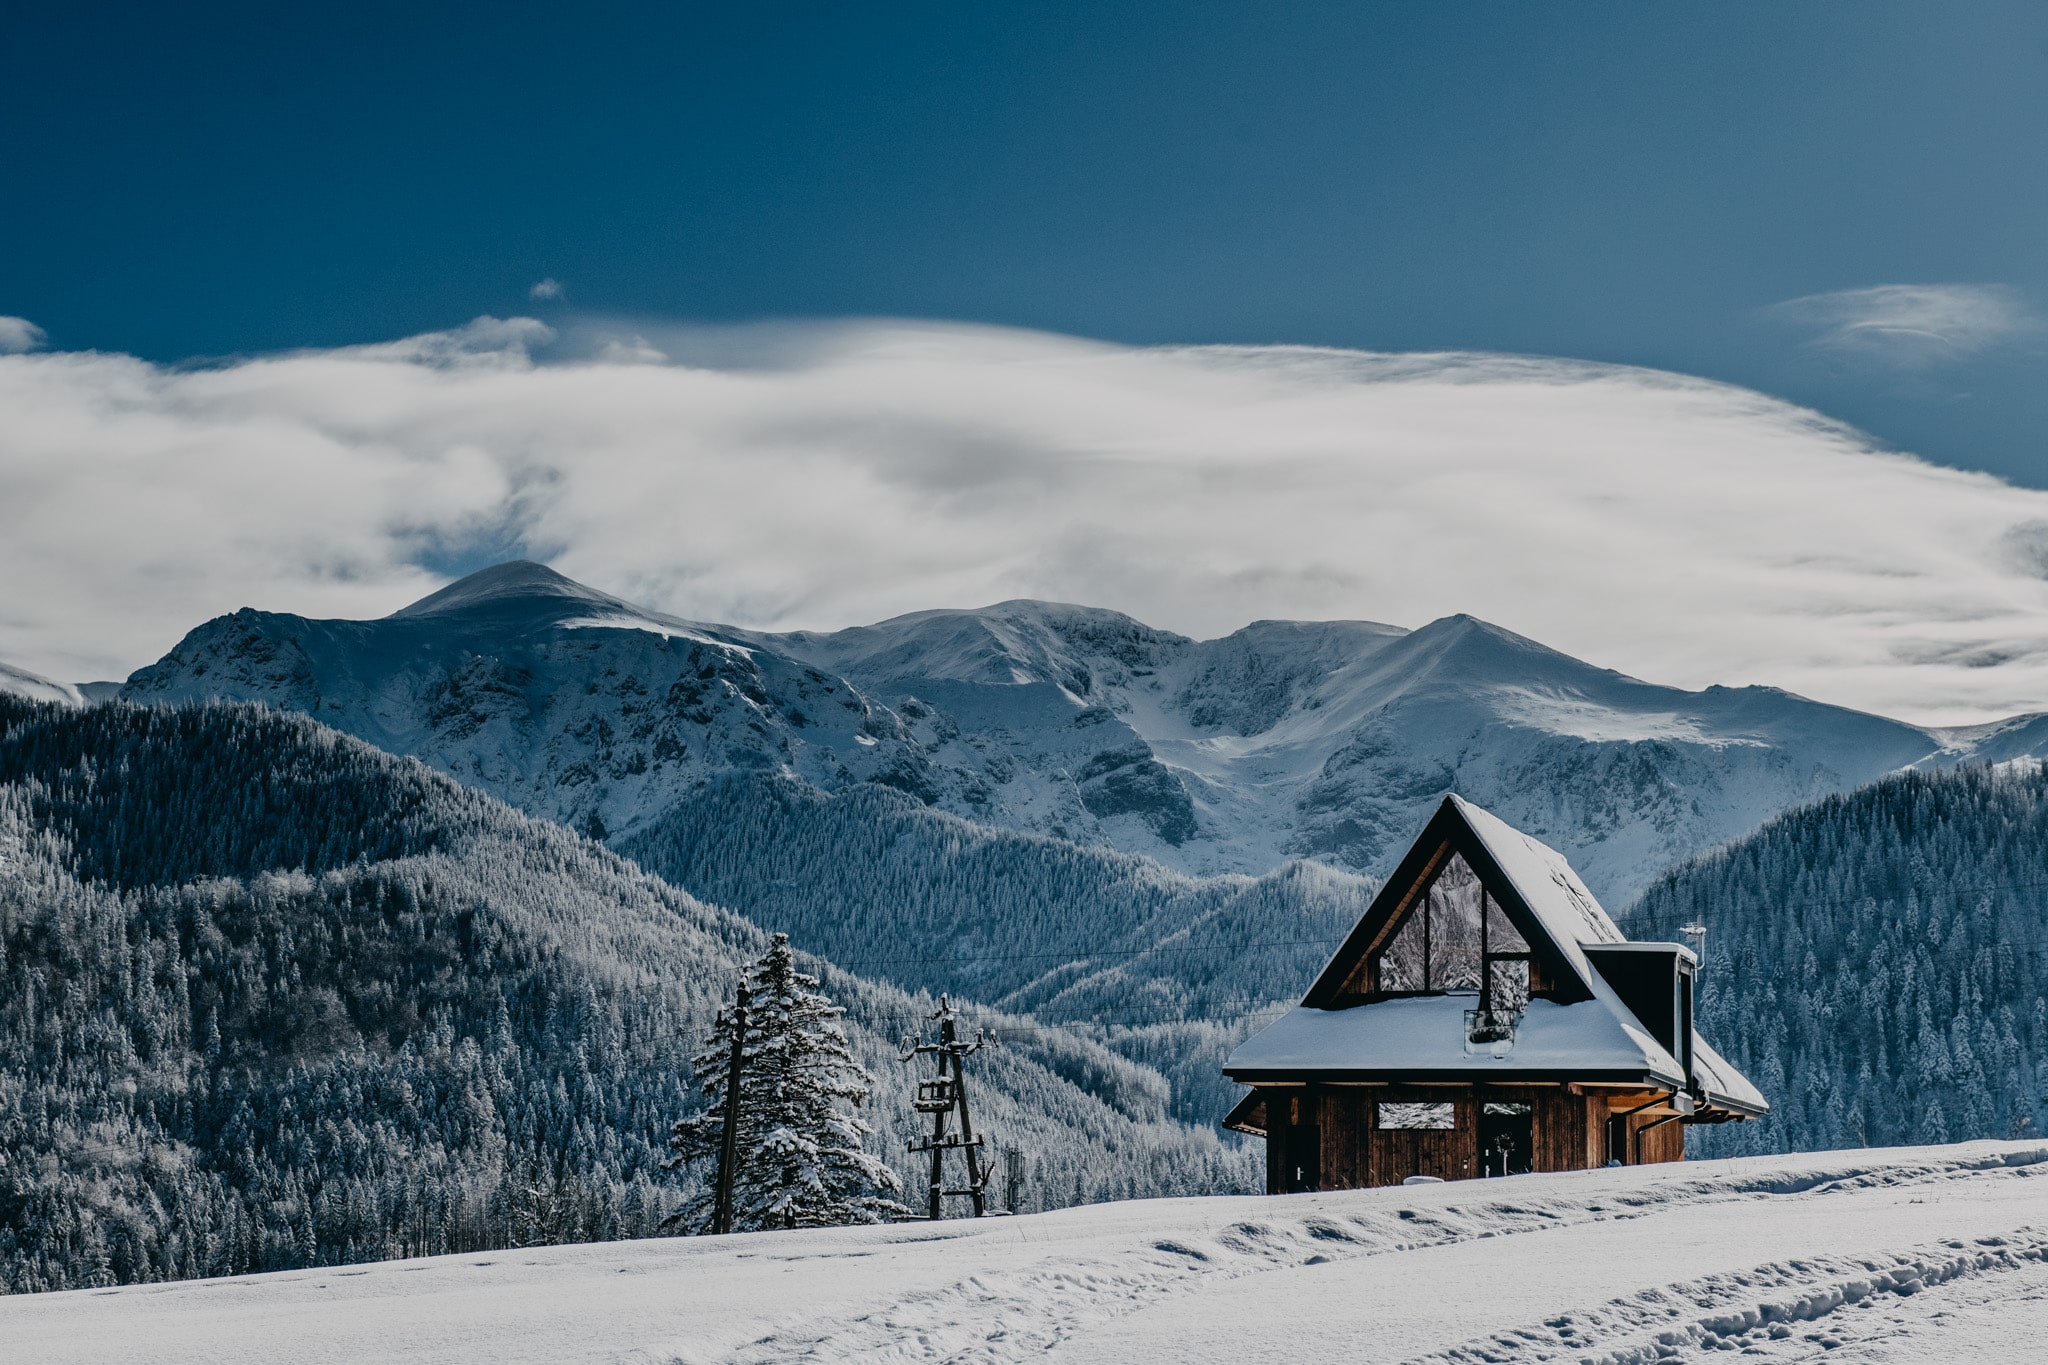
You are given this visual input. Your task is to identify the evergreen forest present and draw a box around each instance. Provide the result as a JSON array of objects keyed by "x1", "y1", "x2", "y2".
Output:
[
  {"x1": 619, "y1": 773, "x2": 1376, "y2": 1123},
  {"x1": 1627, "y1": 761, "x2": 2048, "y2": 1157},
  {"x1": 0, "y1": 697, "x2": 1252, "y2": 1294}
]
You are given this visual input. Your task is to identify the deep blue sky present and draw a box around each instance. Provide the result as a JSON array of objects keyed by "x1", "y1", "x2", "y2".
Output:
[{"x1": 6, "y1": 2, "x2": 2045, "y2": 483}]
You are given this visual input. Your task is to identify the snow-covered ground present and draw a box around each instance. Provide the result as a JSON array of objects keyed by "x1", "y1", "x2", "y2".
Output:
[{"x1": 11, "y1": 1142, "x2": 2048, "y2": 1363}]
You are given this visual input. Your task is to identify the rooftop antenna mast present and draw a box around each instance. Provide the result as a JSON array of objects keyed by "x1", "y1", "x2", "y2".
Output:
[
  {"x1": 1681, "y1": 922, "x2": 1708, "y2": 973},
  {"x1": 901, "y1": 994, "x2": 995, "y2": 1220}
]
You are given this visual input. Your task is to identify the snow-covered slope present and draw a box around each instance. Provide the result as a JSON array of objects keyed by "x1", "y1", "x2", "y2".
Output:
[
  {"x1": 779, "y1": 602, "x2": 1992, "y2": 902},
  {"x1": 122, "y1": 562, "x2": 2048, "y2": 905},
  {"x1": 0, "y1": 660, "x2": 82, "y2": 706},
  {"x1": 12, "y1": 1142, "x2": 2048, "y2": 1363},
  {"x1": 124, "y1": 562, "x2": 934, "y2": 843}
]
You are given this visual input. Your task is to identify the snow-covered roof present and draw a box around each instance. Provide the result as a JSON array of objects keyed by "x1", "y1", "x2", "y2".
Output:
[
  {"x1": 1448, "y1": 794, "x2": 1626, "y2": 984},
  {"x1": 1233, "y1": 794, "x2": 1767, "y2": 1117},
  {"x1": 1225, "y1": 996, "x2": 1685, "y2": 1085},
  {"x1": 1689, "y1": 1033, "x2": 1769, "y2": 1115}
]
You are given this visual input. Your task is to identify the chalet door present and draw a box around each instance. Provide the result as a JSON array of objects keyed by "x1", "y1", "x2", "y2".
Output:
[
  {"x1": 1479, "y1": 1105, "x2": 1533, "y2": 1177},
  {"x1": 1283, "y1": 1114, "x2": 1321, "y2": 1192}
]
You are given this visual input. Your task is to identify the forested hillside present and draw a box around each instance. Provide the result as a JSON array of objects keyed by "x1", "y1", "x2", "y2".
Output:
[
  {"x1": 0, "y1": 698, "x2": 1252, "y2": 1294},
  {"x1": 1626, "y1": 762, "x2": 2048, "y2": 1157},
  {"x1": 618, "y1": 773, "x2": 1375, "y2": 1123}
]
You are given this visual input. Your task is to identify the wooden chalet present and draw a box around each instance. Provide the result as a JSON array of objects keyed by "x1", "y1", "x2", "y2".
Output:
[{"x1": 1223, "y1": 795, "x2": 1766, "y2": 1191}]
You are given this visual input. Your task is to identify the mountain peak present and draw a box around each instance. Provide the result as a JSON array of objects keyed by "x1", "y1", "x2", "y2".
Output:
[{"x1": 388, "y1": 561, "x2": 628, "y2": 620}]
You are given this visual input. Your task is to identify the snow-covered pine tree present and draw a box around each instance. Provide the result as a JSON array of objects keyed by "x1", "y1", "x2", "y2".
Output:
[{"x1": 667, "y1": 933, "x2": 908, "y2": 1231}]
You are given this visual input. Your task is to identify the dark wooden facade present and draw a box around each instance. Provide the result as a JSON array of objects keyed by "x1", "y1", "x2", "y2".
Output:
[{"x1": 1245, "y1": 1083, "x2": 1688, "y2": 1191}]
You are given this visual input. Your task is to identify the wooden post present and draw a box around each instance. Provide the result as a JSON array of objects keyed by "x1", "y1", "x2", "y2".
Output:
[
  {"x1": 946, "y1": 1010, "x2": 987, "y2": 1218},
  {"x1": 924, "y1": 1028, "x2": 950, "y2": 1221},
  {"x1": 710, "y1": 982, "x2": 750, "y2": 1236}
]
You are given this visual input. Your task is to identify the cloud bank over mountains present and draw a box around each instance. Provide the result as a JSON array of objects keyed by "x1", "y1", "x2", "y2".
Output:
[{"x1": 3, "y1": 315, "x2": 2047, "y2": 723}]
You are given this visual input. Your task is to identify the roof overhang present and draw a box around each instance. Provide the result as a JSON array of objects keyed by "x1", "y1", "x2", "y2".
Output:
[
  {"x1": 1221, "y1": 1090, "x2": 1267, "y2": 1137},
  {"x1": 1222, "y1": 1066, "x2": 1687, "y2": 1089},
  {"x1": 1584, "y1": 940, "x2": 1698, "y2": 968},
  {"x1": 1694, "y1": 1087, "x2": 1769, "y2": 1120}
]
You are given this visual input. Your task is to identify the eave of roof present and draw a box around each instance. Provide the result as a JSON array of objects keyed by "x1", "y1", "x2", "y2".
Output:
[{"x1": 1223, "y1": 996, "x2": 1688, "y2": 1085}]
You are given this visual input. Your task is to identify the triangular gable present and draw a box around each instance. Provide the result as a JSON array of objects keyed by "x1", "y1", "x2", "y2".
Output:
[
  {"x1": 1232, "y1": 794, "x2": 1764, "y2": 1118},
  {"x1": 1303, "y1": 795, "x2": 1603, "y2": 1009}
]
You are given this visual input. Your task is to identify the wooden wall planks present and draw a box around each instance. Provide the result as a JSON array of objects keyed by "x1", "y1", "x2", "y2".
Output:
[{"x1": 1253, "y1": 1083, "x2": 1687, "y2": 1192}]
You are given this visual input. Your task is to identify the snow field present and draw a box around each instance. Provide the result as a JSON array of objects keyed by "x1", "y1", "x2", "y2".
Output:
[{"x1": 8, "y1": 1142, "x2": 2048, "y2": 1363}]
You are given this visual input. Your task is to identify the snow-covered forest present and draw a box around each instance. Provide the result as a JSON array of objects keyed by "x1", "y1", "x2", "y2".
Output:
[
  {"x1": 1627, "y1": 761, "x2": 2048, "y2": 1157},
  {"x1": 619, "y1": 773, "x2": 1374, "y2": 1124},
  {"x1": 0, "y1": 697, "x2": 1251, "y2": 1294}
]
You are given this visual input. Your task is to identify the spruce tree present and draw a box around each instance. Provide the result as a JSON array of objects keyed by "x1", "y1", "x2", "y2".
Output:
[{"x1": 667, "y1": 934, "x2": 908, "y2": 1231}]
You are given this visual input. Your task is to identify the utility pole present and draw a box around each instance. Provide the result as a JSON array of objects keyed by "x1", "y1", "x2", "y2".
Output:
[
  {"x1": 901, "y1": 995, "x2": 995, "y2": 1219},
  {"x1": 1004, "y1": 1147, "x2": 1025, "y2": 1215},
  {"x1": 710, "y1": 982, "x2": 750, "y2": 1236}
]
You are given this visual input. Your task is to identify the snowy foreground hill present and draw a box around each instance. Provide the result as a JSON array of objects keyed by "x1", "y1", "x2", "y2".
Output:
[
  {"x1": 10, "y1": 1143, "x2": 2048, "y2": 1364},
  {"x1": 114, "y1": 560, "x2": 2048, "y2": 907}
]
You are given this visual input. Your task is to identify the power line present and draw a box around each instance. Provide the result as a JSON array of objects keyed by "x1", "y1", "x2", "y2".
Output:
[
  {"x1": 820, "y1": 934, "x2": 1350, "y2": 973},
  {"x1": 811, "y1": 873, "x2": 2048, "y2": 978},
  {"x1": 787, "y1": 869, "x2": 2048, "y2": 1036},
  {"x1": 850, "y1": 997, "x2": 1302, "y2": 1036},
  {"x1": 1629, "y1": 871, "x2": 2048, "y2": 930}
]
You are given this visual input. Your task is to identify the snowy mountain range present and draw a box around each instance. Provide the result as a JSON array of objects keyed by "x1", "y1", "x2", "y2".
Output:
[{"x1": 110, "y1": 560, "x2": 2048, "y2": 906}]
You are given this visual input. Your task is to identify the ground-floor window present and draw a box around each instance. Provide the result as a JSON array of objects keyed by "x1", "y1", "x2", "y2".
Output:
[{"x1": 1378, "y1": 1101, "x2": 1457, "y2": 1129}]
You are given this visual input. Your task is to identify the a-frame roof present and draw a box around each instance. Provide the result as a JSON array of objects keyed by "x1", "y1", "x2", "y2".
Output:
[
  {"x1": 1301, "y1": 794, "x2": 1624, "y2": 1008},
  {"x1": 1224, "y1": 795, "x2": 1767, "y2": 1117}
]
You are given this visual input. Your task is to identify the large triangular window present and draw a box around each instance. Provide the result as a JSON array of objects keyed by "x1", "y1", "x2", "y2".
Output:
[{"x1": 1373, "y1": 850, "x2": 1531, "y2": 1013}]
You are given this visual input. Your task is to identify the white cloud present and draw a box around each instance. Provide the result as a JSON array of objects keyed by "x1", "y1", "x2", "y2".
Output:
[
  {"x1": 528, "y1": 278, "x2": 565, "y2": 301},
  {"x1": 1770, "y1": 284, "x2": 2037, "y2": 366},
  {"x1": 0, "y1": 316, "x2": 47, "y2": 354},
  {"x1": 3, "y1": 316, "x2": 2048, "y2": 723},
  {"x1": 594, "y1": 334, "x2": 668, "y2": 365}
]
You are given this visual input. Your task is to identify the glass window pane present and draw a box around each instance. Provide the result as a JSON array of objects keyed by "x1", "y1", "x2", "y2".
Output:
[
  {"x1": 1482, "y1": 1102, "x2": 1532, "y2": 1116},
  {"x1": 1378, "y1": 904, "x2": 1429, "y2": 991},
  {"x1": 1485, "y1": 894, "x2": 1529, "y2": 954},
  {"x1": 1488, "y1": 957, "x2": 1531, "y2": 1013},
  {"x1": 1378, "y1": 1101, "x2": 1457, "y2": 1130},
  {"x1": 1428, "y1": 854, "x2": 1484, "y2": 990}
]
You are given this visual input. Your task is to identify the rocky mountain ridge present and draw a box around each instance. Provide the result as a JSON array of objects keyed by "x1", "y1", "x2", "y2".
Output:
[{"x1": 113, "y1": 560, "x2": 2048, "y2": 905}]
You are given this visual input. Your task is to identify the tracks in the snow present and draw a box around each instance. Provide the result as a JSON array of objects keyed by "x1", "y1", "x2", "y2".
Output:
[
  {"x1": 716, "y1": 1147, "x2": 2048, "y2": 1364},
  {"x1": 1419, "y1": 1229, "x2": 2048, "y2": 1364}
]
